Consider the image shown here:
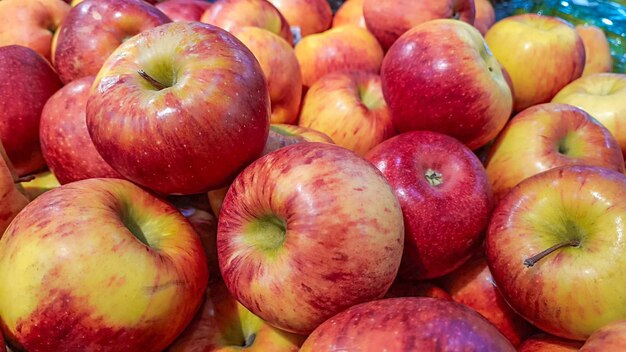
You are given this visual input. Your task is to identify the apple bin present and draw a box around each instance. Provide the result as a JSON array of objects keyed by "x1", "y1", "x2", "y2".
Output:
[{"x1": 1, "y1": 0, "x2": 626, "y2": 351}]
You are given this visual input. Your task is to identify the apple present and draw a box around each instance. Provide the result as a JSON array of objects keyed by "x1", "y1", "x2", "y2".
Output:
[
  {"x1": 366, "y1": 131, "x2": 493, "y2": 279},
  {"x1": 485, "y1": 14, "x2": 585, "y2": 112},
  {"x1": 0, "y1": 178, "x2": 208, "y2": 351},
  {"x1": 53, "y1": 0, "x2": 171, "y2": 84},
  {"x1": 384, "y1": 280, "x2": 452, "y2": 301},
  {"x1": 576, "y1": 25, "x2": 613, "y2": 76},
  {"x1": 231, "y1": 26, "x2": 302, "y2": 124},
  {"x1": 86, "y1": 21, "x2": 270, "y2": 195},
  {"x1": 40, "y1": 76, "x2": 123, "y2": 185},
  {"x1": 439, "y1": 257, "x2": 535, "y2": 346},
  {"x1": 381, "y1": 19, "x2": 512, "y2": 150},
  {"x1": 298, "y1": 71, "x2": 394, "y2": 155},
  {"x1": 200, "y1": 0, "x2": 293, "y2": 45},
  {"x1": 267, "y1": 0, "x2": 332, "y2": 38},
  {"x1": 518, "y1": 334, "x2": 583, "y2": 352},
  {"x1": 169, "y1": 281, "x2": 305, "y2": 351},
  {"x1": 300, "y1": 297, "x2": 515, "y2": 351},
  {"x1": 579, "y1": 320, "x2": 626, "y2": 351},
  {"x1": 363, "y1": 0, "x2": 475, "y2": 50},
  {"x1": 218, "y1": 142, "x2": 404, "y2": 334},
  {"x1": 20, "y1": 171, "x2": 60, "y2": 201},
  {"x1": 0, "y1": 143, "x2": 29, "y2": 236},
  {"x1": 552, "y1": 73, "x2": 626, "y2": 159},
  {"x1": 474, "y1": 0, "x2": 495, "y2": 35},
  {"x1": 485, "y1": 103, "x2": 625, "y2": 201},
  {"x1": 0, "y1": 0, "x2": 70, "y2": 61},
  {"x1": 332, "y1": 0, "x2": 366, "y2": 29},
  {"x1": 0, "y1": 45, "x2": 63, "y2": 176},
  {"x1": 295, "y1": 25, "x2": 384, "y2": 88},
  {"x1": 156, "y1": 0, "x2": 212, "y2": 21},
  {"x1": 486, "y1": 165, "x2": 626, "y2": 340}
]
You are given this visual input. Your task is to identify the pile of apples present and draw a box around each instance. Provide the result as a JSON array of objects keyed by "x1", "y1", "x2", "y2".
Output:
[{"x1": 0, "y1": 0, "x2": 625, "y2": 351}]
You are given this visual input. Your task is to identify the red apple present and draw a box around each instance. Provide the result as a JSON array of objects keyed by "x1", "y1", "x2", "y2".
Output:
[
  {"x1": 218, "y1": 142, "x2": 404, "y2": 334},
  {"x1": 300, "y1": 297, "x2": 515, "y2": 351},
  {"x1": 576, "y1": 25, "x2": 613, "y2": 76},
  {"x1": 267, "y1": 0, "x2": 332, "y2": 37},
  {"x1": 384, "y1": 280, "x2": 452, "y2": 301},
  {"x1": 40, "y1": 76, "x2": 123, "y2": 185},
  {"x1": 53, "y1": 0, "x2": 171, "y2": 84},
  {"x1": 486, "y1": 165, "x2": 626, "y2": 340},
  {"x1": 518, "y1": 334, "x2": 583, "y2": 352},
  {"x1": 156, "y1": 0, "x2": 212, "y2": 21},
  {"x1": 0, "y1": 45, "x2": 63, "y2": 176},
  {"x1": 86, "y1": 21, "x2": 270, "y2": 195},
  {"x1": 0, "y1": 178, "x2": 208, "y2": 351},
  {"x1": 363, "y1": 0, "x2": 475, "y2": 50},
  {"x1": 332, "y1": 0, "x2": 366, "y2": 29},
  {"x1": 366, "y1": 131, "x2": 493, "y2": 279},
  {"x1": 298, "y1": 71, "x2": 394, "y2": 155},
  {"x1": 474, "y1": 0, "x2": 495, "y2": 35},
  {"x1": 579, "y1": 320, "x2": 626, "y2": 351},
  {"x1": 0, "y1": 143, "x2": 29, "y2": 236},
  {"x1": 381, "y1": 19, "x2": 512, "y2": 150}
]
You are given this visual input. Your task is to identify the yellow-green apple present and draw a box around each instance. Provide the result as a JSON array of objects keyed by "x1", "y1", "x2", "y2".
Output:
[
  {"x1": 20, "y1": 171, "x2": 60, "y2": 201},
  {"x1": 486, "y1": 165, "x2": 626, "y2": 340},
  {"x1": 200, "y1": 0, "x2": 293, "y2": 44},
  {"x1": 474, "y1": 0, "x2": 495, "y2": 35},
  {"x1": 332, "y1": 0, "x2": 366, "y2": 29},
  {"x1": 439, "y1": 257, "x2": 535, "y2": 346},
  {"x1": 518, "y1": 334, "x2": 583, "y2": 352},
  {"x1": 156, "y1": 0, "x2": 212, "y2": 21},
  {"x1": 40, "y1": 76, "x2": 123, "y2": 185},
  {"x1": 485, "y1": 103, "x2": 625, "y2": 201},
  {"x1": 298, "y1": 71, "x2": 394, "y2": 155},
  {"x1": 0, "y1": 0, "x2": 70, "y2": 61},
  {"x1": 0, "y1": 178, "x2": 208, "y2": 351},
  {"x1": 579, "y1": 321, "x2": 626, "y2": 351},
  {"x1": 0, "y1": 143, "x2": 29, "y2": 236},
  {"x1": 366, "y1": 131, "x2": 493, "y2": 279},
  {"x1": 381, "y1": 19, "x2": 512, "y2": 150},
  {"x1": 485, "y1": 14, "x2": 585, "y2": 112},
  {"x1": 295, "y1": 25, "x2": 383, "y2": 88},
  {"x1": 169, "y1": 281, "x2": 305, "y2": 351},
  {"x1": 53, "y1": 0, "x2": 171, "y2": 84},
  {"x1": 86, "y1": 22, "x2": 270, "y2": 195},
  {"x1": 300, "y1": 297, "x2": 516, "y2": 351},
  {"x1": 576, "y1": 25, "x2": 613, "y2": 76},
  {"x1": 384, "y1": 280, "x2": 452, "y2": 301},
  {"x1": 552, "y1": 73, "x2": 626, "y2": 158},
  {"x1": 267, "y1": 0, "x2": 332, "y2": 38},
  {"x1": 363, "y1": 0, "x2": 475, "y2": 50},
  {"x1": 218, "y1": 142, "x2": 404, "y2": 334},
  {"x1": 231, "y1": 26, "x2": 302, "y2": 124},
  {"x1": 0, "y1": 45, "x2": 63, "y2": 176}
]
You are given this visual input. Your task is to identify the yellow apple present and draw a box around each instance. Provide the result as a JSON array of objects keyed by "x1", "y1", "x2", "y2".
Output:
[{"x1": 576, "y1": 25, "x2": 613, "y2": 76}]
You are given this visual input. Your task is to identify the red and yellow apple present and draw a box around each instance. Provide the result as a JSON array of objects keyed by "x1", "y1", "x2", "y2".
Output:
[
  {"x1": 579, "y1": 320, "x2": 626, "y2": 351},
  {"x1": 332, "y1": 0, "x2": 366, "y2": 29},
  {"x1": 518, "y1": 334, "x2": 583, "y2": 352},
  {"x1": 474, "y1": 0, "x2": 496, "y2": 35},
  {"x1": 156, "y1": 0, "x2": 212, "y2": 22},
  {"x1": 268, "y1": 0, "x2": 332, "y2": 37},
  {"x1": 576, "y1": 25, "x2": 613, "y2": 76}
]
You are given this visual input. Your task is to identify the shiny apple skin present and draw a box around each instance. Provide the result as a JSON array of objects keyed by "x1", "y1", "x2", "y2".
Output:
[
  {"x1": 300, "y1": 297, "x2": 515, "y2": 352},
  {"x1": 576, "y1": 25, "x2": 613, "y2": 76},
  {"x1": 218, "y1": 142, "x2": 404, "y2": 334},
  {"x1": 332, "y1": 0, "x2": 366, "y2": 29},
  {"x1": 156, "y1": 0, "x2": 212, "y2": 22},
  {"x1": 0, "y1": 45, "x2": 63, "y2": 176},
  {"x1": 381, "y1": 19, "x2": 512, "y2": 150},
  {"x1": 518, "y1": 333, "x2": 583, "y2": 352},
  {"x1": 86, "y1": 22, "x2": 270, "y2": 195},
  {"x1": 268, "y1": 0, "x2": 332, "y2": 37},
  {"x1": 579, "y1": 320, "x2": 626, "y2": 352},
  {"x1": 486, "y1": 165, "x2": 626, "y2": 340}
]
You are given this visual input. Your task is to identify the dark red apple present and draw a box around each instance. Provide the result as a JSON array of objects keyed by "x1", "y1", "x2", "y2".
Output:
[
  {"x1": 156, "y1": 0, "x2": 211, "y2": 21},
  {"x1": 385, "y1": 280, "x2": 452, "y2": 301},
  {"x1": 518, "y1": 333, "x2": 583, "y2": 352}
]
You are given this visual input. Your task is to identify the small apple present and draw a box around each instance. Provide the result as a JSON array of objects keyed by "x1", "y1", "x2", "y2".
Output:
[
  {"x1": 576, "y1": 25, "x2": 613, "y2": 76},
  {"x1": 332, "y1": 0, "x2": 366, "y2": 29},
  {"x1": 474, "y1": 0, "x2": 496, "y2": 35},
  {"x1": 518, "y1": 334, "x2": 583, "y2": 352},
  {"x1": 156, "y1": 0, "x2": 212, "y2": 22},
  {"x1": 267, "y1": 0, "x2": 332, "y2": 37},
  {"x1": 579, "y1": 320, "x2": 626, "y2": 351}
]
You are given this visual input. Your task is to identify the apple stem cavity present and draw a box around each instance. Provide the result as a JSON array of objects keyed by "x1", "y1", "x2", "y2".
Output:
[
  {"x1": 14, "y1": 175, "x2": 36, "y2": 184},
  {"x1": 523, "y1": 239, "x2": 581, "y2": 268},
  {"x1": 138, "y1": 69, "x2": 167, "y2": 91},
  {"x1": 424, "y1": 169, "x2": 443, "y2": 187},
  {"x1": 243, "y1": 333, "x2": 256, "y2": 347}
]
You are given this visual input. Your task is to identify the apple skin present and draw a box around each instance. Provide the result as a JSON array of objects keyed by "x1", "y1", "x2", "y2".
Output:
[
  {"x1": 363, "y1": 0, "x2": 475, "y2": 50},
  {"x1": 366, "y1": 131, "x2": 493, "y2": 280},
  {"x1": 552, "y1": 73, "x2": 626, "y2": 159},
  {"x1": 486, "y1": 165, "x2": 626, "y2": 340},
  {"x1": 0, "y1": 143, "x2": 29, "y2": 236},
  {"x1": 295, "y1": 25, "x2": 384, "y2": 88},
  {"x1": 579, "y1": 320, "x2": 626, "y2": 351},
  {"x1": 485, "y1": 103, "x2": 625, "y2": 201},
  {"x1": 332, "y1": 0, "x2": 366, "y2": 29},
  {"x1": 474, "y1": 0, "x2": 495, "y2": 35},
  {"x1": 384, "y1": 280, "x2": 452, "y2": 301},
  {"x1": 40, "y1": 76, "x2": 123, "y2": 185},
  {"x1": 576, "y1": 25, "x2": 613, "y2": 76},
  {"x1": 381, "y1": 19, "x2": 512, "y2": 150},
  {"x1": 267, "y1": 0, "x2": 332, "y2": 37},
  {"x1": 218, "y1": 142, "x2": 404, "y2": 334},
  {"x1": 53, "y1": 0, "x2": 171, "y2": 84},
  {"x1": 156, "y1": 0, "x2": 212, "y2": 21},
  {"x1": 485, "y1": 14, "x2": 585, "y2": 112},
  {"x1": 439, "y1": 257, "x2": 535, "y2": 346},
  {"x1": 86, "y1": 21, "x2": 270, "y2": 195},
  {"x1": 20, "y1": 171, "x2": 61, "y2": 201},
  {"x1": 300, "y1": 297, "x2": 515, "y2": 351},
  {"x1": 168, "y1": 281, "x2": 305, "y2": 351},
  {"x1": 0, "y1": 45, "x2": 63, "y2": 177},
  {"x1": 201, "y1": 0, "x2": 293, "y2": 45},
  {"x1": 0, "y1": 178, "x2": 208, "y2": 352},
  {"x1": 231, "y1": 26, "x2": 302, "y2": 124},
  {"x1": 298, "y1": 71, "x2": 394, "y2": 155},
  {"x1": 518, "y1": 334, "x2": 583, "y2": 352},
  {"x1": 0, "y1": 0, "x2": 70, "y2": 61}
]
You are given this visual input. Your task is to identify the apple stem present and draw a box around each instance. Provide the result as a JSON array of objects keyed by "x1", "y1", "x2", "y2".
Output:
[
  {"x1": 523, "y1": 239, "x2": 580, "y2": 268},
  {"x1": 14, "y1": 175, "x2": 35, "y2": 184},
  {"x1": 137, "y1": 69, "x2": 167, "y2": 90},
  {"x1": 424, "y1": 169, "x2": 443, "y2": 186}
]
